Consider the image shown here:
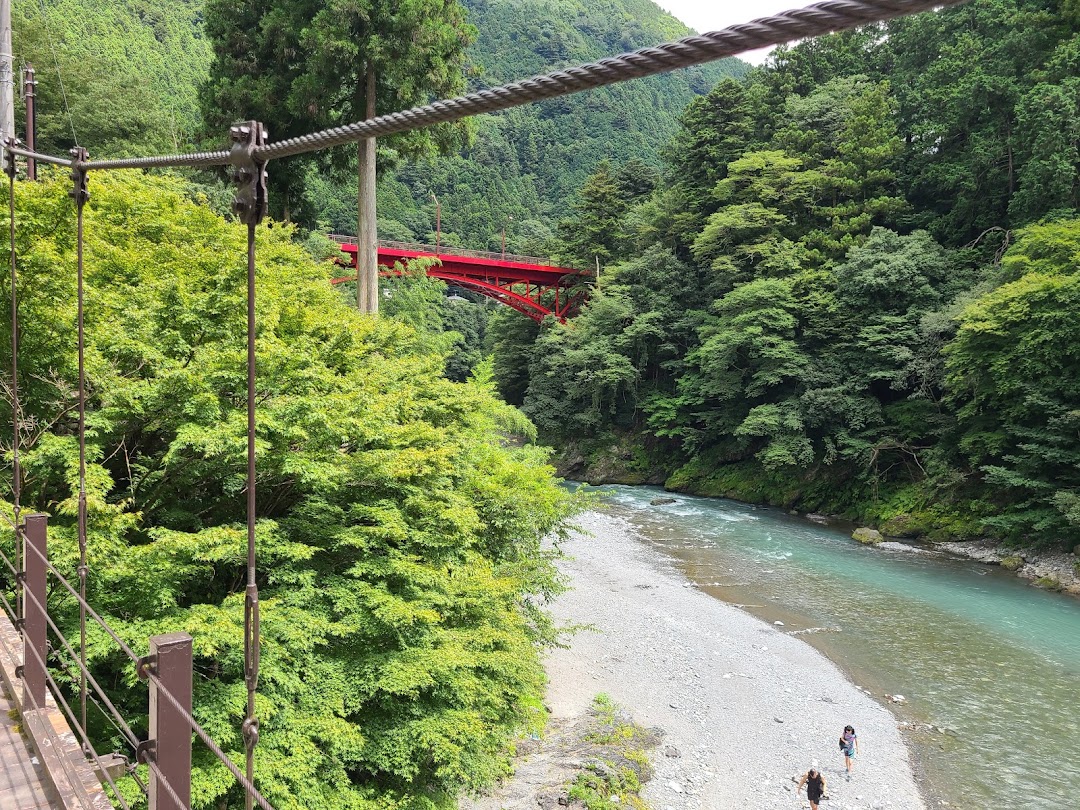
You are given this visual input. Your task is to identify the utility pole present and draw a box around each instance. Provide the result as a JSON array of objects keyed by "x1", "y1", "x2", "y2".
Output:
[
  {"x1": 429, "y1": 191, "x2": 440, "y2": 252},
  {"x1": 0, "y1": 0, "x2": 13, "y2": 162},
  {"x1": 501, "y1": 214, "x2": 513, "y2": 260},
  {"x1": 23, "y1": 63, "x2": 35, "y2": 179}
]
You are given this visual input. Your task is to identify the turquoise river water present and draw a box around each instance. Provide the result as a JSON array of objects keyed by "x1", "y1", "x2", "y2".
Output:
[{"x1": 594, "y1": 485, "x2": 1080, "y2": 810}]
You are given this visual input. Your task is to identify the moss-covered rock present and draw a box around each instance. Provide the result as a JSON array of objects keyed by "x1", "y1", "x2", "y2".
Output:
[
  {"x1": 1034, "y1": 576, "x2": 1063, "y2": 591},
  {"x1": 552, "y1": 433, "x2": 670, "y2": 485},
  {"x1": 1000, "y1": 555, "x2": 1025, "y2": 571},
  {"x1": 879, "y1": 513, "x2": 924, "y2": 538},
  {"x1": 853, "y1": 527, "x2": 884, "y2": 544}
]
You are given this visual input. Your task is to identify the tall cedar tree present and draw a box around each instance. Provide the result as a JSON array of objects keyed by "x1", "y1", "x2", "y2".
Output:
[{"x1": 200, "y1": 0, "x2": 474, "y2": 313}]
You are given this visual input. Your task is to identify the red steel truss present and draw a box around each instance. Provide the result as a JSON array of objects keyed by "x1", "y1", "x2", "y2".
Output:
[{"x1": 331, "y1": 238, "x2": 591, "y2": 323}]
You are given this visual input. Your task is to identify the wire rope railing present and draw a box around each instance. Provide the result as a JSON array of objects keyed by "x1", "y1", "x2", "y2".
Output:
[{"x1": 0, "y1": 2, "x2": 970, "y2": 809}]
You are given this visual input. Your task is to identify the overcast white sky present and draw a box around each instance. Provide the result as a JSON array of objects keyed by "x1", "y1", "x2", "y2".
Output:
[{"x1": 656, "y1": 0, "x2": 822, "y2": 64}]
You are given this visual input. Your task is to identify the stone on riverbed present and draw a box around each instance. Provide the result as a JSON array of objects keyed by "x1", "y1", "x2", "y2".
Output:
[
  {"x1": 1000, "y1": 555, "x2": 1024, "y2": 571},
  {"x1": 852, "y1": 527, "x2": 884, "y2": 545},
  {"x1": 880, "y1": 513, "x2": 923, "y2": 538},
  {"x1": 650, "y1": 497, "x2": 677, "y2": 506}
]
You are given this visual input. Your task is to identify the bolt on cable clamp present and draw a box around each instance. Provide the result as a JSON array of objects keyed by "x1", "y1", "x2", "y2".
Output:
[
  {"x1": 136, "y1": 654, "x2": 156, "y2": 681},
  {"x1": 229, "y1": 121, "x2": 269, "y2": 225},
  {"x1": 242, "y1": 716, "x2": 260, "y2": 749},
  {"x1": 4, "y1": 137, "x2": 20, "y2": 178},
  {"x1": 135, "y1": 739, "x2": 156, "y2": 764},
  {"x1": 69, "y1": 147, "x2": 90, "y2": 206}
]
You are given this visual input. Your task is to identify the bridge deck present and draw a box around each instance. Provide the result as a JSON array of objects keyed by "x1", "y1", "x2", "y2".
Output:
[{"x1": 0, "y1": 687, "x2": 56, "y2": 809}]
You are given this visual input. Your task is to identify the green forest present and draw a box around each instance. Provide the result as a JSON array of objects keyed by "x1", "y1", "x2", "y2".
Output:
[
  {"x1": 502, "y1": 0, "x2": 1080, "y2": 550},
  {"x1": 0, "y1": 0, "x2": 1078, "y2": 808}
]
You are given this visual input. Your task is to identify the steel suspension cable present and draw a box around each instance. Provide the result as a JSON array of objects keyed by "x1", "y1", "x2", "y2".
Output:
[
  {"x1": 143, "y1": 664, "x2": 277, "y2": 810},
  {"x1": 14, "y1": 627, "x2": 135, "y2": 810},
  {"x1": 7, "y1": 161, "x2": 19, "y2": 623},
  {"x1": 67, "y1": 0, "x2": 967, "y2": 173},
  {"x1": 71, "y1": 146, "x2": 91, "y2": 753},
  {"x1": 243, "y1": 220, "x2": 261, "y2": 810},
  {"x1": 0, "y1": 539, "x2": 16, "y2": 576},
  {"x1": 17, "y1": 570, "x2": 140, "y2": 749},
  {"x1": 22, "y1": 534, "x2": 142, "y2": 665},
  {"x1": 0, "y1": 630, "x2": 105, "y2": 810},
  {"x1": 6, "y1": 144, "x2": 82, "y2": 168}
]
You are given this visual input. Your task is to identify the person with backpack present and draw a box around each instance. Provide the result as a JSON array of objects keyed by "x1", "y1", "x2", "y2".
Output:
[{"x1": 840, "y1": 724, "x2": 859, "y2": 776}]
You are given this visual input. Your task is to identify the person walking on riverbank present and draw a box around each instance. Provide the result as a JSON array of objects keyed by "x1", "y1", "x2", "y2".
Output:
[
  {"x1": 797, "y1": 768, "x2": 827, "y2": 809},
  {"x1": 840, "y1": 725, "x2": 858, "y2": 776}
]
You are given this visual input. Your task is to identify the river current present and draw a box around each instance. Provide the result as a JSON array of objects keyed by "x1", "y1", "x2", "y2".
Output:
[{"x1": 590, "y1": 485, "x2": 1080, "y2": 810}]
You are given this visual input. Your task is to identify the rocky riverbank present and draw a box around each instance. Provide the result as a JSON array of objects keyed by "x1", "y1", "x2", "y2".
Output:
[
  {"x1": 932, "y1": 538, "x2": 1080, "y2": 595},
  {"x1": 463, "y1": 510, "x2": 928, "y2": 810},
  {"x1": 553, "y1": 439, "x2": 1080, "y2": 597},
  {"x1": 843, "y1": 523, "x2": 1080, "y2": 596}
]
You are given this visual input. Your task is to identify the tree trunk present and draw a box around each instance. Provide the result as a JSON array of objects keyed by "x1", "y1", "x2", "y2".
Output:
[{"x1": 357, "y1": 63, "x2": 378, "y2": 314}]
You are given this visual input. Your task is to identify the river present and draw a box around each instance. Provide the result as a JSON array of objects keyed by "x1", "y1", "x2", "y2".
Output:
[{"x1": 591, "y1": 485, "x2": 1080, "y2": 810}]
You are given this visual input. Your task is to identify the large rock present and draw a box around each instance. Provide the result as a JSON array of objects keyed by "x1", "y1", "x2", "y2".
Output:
[
  {"x1": 852, "y1": 527, "x2": 884, "y2": 545},
  {"x1": 650, "y1": 497, "x2": 677, "y2": 506},
  {"x1": 1000, "y1": 555, "x2": 1025, "y2": 571},
  {"x1": 879, "y1": 513, "x2": 922, "y2": 538}
]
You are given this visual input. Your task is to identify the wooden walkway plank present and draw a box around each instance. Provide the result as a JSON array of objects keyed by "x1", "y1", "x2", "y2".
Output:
[{"x1": 0, "y1": 685, "x2": 57, "y2": 809}]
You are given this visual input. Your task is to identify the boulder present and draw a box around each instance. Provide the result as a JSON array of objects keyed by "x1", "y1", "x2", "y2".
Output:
[
  {"x1": 650, "y1": 497, "x2": 677, "y2": 506},
  {"x1": 880, "y1": 513, "x2": 922, "y2": 538},
  {"x1": 852, "y1": 527, "x2": 884, "y2": 545},
  {"x1": 1000, "y1": 555, "x2": 1024, "y2": 571},
  {"x1": 1073, "y1": 543, "x2": 1080, "y2": 557},
  {"x1": 1034, "y1": 576, "x2": 1063, "y2": 592}
]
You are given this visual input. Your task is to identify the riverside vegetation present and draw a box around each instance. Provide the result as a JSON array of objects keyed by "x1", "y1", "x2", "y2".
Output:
[
  {"x1": 492, "y1": 0, "x2": 1080, "y2": 554},
  {"x1": 0, "y1": 172, "x2": 577, "y2": 809}
]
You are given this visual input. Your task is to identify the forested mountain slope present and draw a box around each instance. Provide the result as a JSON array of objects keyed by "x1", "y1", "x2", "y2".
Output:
[
  {"x1": 12, "y1": 0, "x2": 211, "y2": 156},
  {"x1": 497, "y1": 0, "x2": 1080, "y2": 552},
  {"x1": 316, "y1": 0, "x2": 748, "y2": 250},
  {"x1": 13, "y1": 0, "x2": 745, "y2": 250}
]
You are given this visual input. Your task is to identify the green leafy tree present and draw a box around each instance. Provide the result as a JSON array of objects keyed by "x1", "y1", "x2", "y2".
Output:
[
  {"x1": 945, "y1": 219, "x2": 1080, "y2": 545},
  {"x1": 661, "y1": 78, "x2": 754, "y2": 248},
  {"x1": 882, "y1": 0, "x2": 1075, "y2": 242},
  {"x1": 0, "y1": 171, "x2": 575, "y2": 809},
  {"x1": 556, "y1": 160, "x2": 629, "y2": 269},
  {"x1": 1009, "y1": 34, "x2": 1080, "y2": 221}
]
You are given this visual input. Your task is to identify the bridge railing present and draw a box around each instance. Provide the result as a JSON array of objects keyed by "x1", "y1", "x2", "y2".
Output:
[
  {"x1": 0, "y1": 511, "x2": 274, "y2": 810},
  {"x1": 329, "y1": 235, "x2": 575, "y2": 271}
]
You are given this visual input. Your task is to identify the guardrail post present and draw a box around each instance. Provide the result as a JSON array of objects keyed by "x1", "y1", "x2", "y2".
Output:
[
  {"x1": 22, "y1": 513, "x2": 47, "y2": 709},
  {"x1": 148, "y1": 632, "x2": 192, "y2": 810}
]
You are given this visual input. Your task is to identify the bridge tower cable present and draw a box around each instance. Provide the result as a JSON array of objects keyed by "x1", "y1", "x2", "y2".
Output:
[
  {"x1": 0, "y1": 0, "x2": 13, "y2": 163},
  {"x1": 70, "y1": 144, "x2": 91, "y2": 758},
  {"x1": 5, "y1": 137, "x2": 18, "y2": 623},
  {"x1": 229, "y1": 119, "x2": 270, "y2": 810}
]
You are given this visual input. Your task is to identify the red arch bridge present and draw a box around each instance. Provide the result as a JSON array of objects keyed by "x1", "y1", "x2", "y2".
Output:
[{"x1": 331, "y1": 237, "x2": 591, "y2": 323}]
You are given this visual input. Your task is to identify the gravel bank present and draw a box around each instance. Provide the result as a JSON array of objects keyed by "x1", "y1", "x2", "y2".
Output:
[{"x1": 532, "y1": 510, "x2": 925, "y2": 810}]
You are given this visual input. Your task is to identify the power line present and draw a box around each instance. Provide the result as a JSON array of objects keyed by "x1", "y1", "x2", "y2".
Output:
[{"x1": 34, "y1": 0, "x2": 78, "y2": 146}]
